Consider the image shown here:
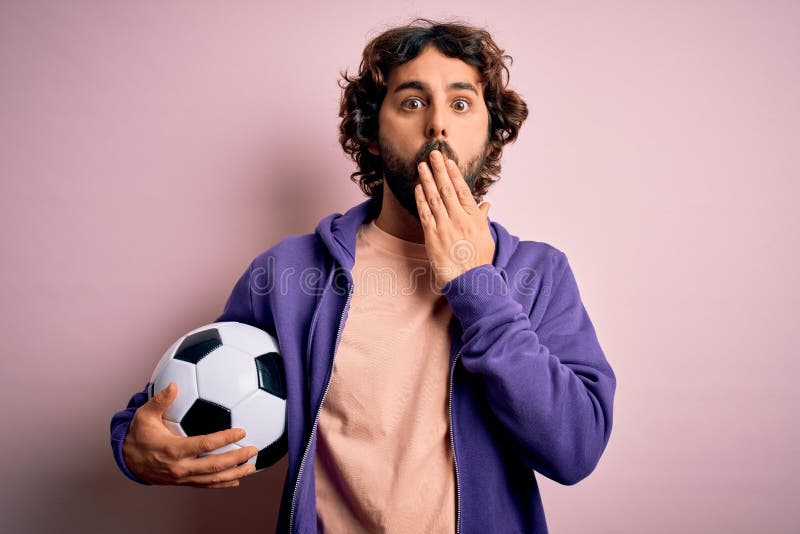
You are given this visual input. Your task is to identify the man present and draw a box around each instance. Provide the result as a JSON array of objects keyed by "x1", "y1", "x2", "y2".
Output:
[{"x1": 110, "y1": 19, "x2": 616, "y2": 533}]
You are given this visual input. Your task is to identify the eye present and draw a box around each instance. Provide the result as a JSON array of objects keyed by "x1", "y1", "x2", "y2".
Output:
[
  {"x1": 401, "y1": 97, "x2": 424, "y2": 111},
  {"x1": 452, "y1": 98, "x2": 470, "y2": 112}
]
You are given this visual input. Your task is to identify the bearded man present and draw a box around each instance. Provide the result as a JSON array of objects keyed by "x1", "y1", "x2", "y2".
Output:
[{"x1": 111, "y1": 18, "x2": 617, "y2": 534}]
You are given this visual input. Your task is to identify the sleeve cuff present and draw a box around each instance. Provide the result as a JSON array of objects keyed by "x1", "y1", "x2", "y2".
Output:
[
  {"x1": 111, "y1": 427, "x2": 150, "y2": 485},
  {"x1": 109, "y1": 384, "x2": 152, "y2": 485},
  {"x1": 441, "y1": 264, "x2": 516, "y2": 330}
]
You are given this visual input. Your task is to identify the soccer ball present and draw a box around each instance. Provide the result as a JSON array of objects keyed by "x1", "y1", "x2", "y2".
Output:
[{"x1": 148, "y1": 321, "x2": 287, "y2": 471}]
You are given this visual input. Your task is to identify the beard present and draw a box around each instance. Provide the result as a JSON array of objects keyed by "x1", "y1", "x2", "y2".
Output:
[{"x1": 378, "y1": 137, "x2": 488, "y2": 221}]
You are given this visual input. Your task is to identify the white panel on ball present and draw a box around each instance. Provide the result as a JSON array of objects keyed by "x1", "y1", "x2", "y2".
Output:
[
  {"x1": 231, "y1": 390, "x2": 286, "y2": 450},
  {"x1": 195, "y1": 345, "x2": 259, "y2": 407},
  {"x1": 149, "y1": 337, "x2": 184, "y2": 384},
  {"x1": 152, "y1": 359, "x2": 199, "y2": 423},
  {"x1": 217, "y1": 322, "x2": 279, "y2": 356}
]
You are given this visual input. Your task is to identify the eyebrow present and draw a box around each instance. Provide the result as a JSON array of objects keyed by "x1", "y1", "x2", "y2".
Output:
[{"x1": 392, "y1": 80, "x2": 479, "y2": 96}]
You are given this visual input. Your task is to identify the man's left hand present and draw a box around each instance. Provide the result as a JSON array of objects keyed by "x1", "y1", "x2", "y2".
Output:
[{"x1": 414, "y1": 149, "x2": 495, "y2": 290}]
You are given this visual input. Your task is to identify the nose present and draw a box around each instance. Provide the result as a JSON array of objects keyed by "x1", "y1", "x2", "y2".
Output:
[{"x1": 425, "y1": 101, "x2": 447, "y2": 139}]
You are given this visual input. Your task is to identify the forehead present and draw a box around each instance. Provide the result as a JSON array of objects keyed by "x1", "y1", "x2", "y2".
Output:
[{"x1": 385, "y1": 45, "x2": 483, "y2": 92}]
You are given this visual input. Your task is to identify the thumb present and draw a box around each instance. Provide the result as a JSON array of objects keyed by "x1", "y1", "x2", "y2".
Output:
[
  {"x1": 479, "y1": 201, "x2": 491, "y2": 218},
  {"x1": 148, "y1": 382, "x2": 178, "y2": 415}
]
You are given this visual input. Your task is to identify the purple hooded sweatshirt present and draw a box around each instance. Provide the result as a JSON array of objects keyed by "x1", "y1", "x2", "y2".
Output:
[{"x1": 110, "y1": 198, "x2": 616, "y2": 533}]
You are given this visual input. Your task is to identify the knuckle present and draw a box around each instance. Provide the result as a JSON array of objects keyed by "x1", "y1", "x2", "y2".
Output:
[
  {"x1": 166, "y1": 464, "x2": 184, "y2": 480},
  {"x1": 210, "y1": 461, "x2": 225, "y2": 474},
  {"x1": 164, "y1": 444, "x2": 182, "y2": 460},
  {"x1": 439, "y1": 185, "x2": 454, "y2": 197},
  {"x1": 198, "y1": 436, "x2": 213, "y2": 452}
]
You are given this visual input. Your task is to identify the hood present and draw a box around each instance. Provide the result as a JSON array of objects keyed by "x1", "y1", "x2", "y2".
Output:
[{"x1": 314, "y1": 198, "x2": 520, "y2": 273}]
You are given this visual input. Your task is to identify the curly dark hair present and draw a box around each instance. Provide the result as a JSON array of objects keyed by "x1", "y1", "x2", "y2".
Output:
[{"x1": 338, "y1": 18, "x2": 529, "y2": 203}]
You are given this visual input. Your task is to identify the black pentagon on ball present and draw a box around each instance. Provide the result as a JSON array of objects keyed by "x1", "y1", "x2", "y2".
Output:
[
  {"x1": 255, "y1": 430, "x2": 288, "y2": 470},
  {"x1": 174, "y1": 328, "x2": 222, "y2": 364},
  {"x1": 255, "y1": 352, "x2": 286, "y2": 400},
  {"x1": 181, "y1": 398, "x2": 231, "y2": 436}
]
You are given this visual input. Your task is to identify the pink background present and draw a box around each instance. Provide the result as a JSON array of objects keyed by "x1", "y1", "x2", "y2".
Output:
[{"x1": 1, "y1": 1, "x2": 798, "y2": 532}]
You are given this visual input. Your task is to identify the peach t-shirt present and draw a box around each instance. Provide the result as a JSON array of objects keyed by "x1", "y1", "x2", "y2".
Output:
[{"x1": 314, "y1": 220, "x2": 456, "y2": 533}]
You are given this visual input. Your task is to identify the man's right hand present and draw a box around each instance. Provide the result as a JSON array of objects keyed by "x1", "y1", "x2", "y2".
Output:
[{"x1": 122, "y1": 382, "x2": 259, "y2": 488}]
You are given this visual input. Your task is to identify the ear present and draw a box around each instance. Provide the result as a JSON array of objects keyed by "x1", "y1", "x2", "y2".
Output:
[{"x1": 367, "y1": 141, "x2": 380, "y2": 156}]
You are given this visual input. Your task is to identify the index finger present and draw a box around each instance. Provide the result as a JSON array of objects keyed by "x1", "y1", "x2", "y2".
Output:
[
  {"x1": 180, "y1": 444, "x2": 259, "y2": 479},
  {"x1": 445, "y1": 158, "x2": 480, "y2": 214},
  {"x1": 184, "y1": 427, "x2": 247, "y2": 457}
]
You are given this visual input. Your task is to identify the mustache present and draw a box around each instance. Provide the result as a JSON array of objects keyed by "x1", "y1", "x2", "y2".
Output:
[{"x1": 414, "y1": 140, "x2": 459, "y2": 166}]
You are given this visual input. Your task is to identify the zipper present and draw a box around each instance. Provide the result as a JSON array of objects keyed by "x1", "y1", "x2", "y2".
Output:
[
  {"x1": 449, "y1": 349, "x2": 462, "y2": 534},
  {"x1": 288, "y1": 280, "x2": 353, "y2": 534}
]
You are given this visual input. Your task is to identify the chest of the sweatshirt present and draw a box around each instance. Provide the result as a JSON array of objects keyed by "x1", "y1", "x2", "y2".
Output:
[
  {"x1": 286, "y1": 259, "x2": 544, "y2": 400},
  {"x1": 297, "y1": 278, "x2": 463, "y2": 409}
]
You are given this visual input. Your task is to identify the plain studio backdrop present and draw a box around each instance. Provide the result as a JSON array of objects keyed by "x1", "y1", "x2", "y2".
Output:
[{"x1": 0, "y1": 1, "x2": 797, "y2": 533}]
